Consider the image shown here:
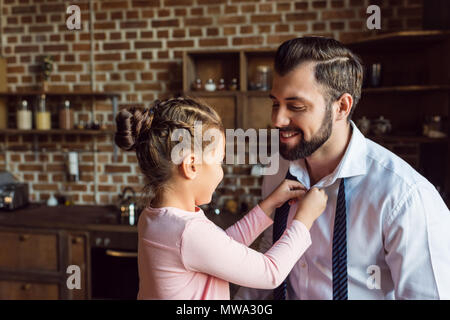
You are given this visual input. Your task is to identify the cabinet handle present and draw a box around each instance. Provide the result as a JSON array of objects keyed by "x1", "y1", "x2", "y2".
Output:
[
  {"x1": 105, "y1": 249, "x2": 137, "y2": 258},
  {"x1": 21, "y1": 283, "x2": 31, "y2": 291},
  {"x1": 72, "y1": 237, "x2": 83, "y2": 244},
  {"x1": 19, "y1": 234, "x2": 30, "y2": 242}
]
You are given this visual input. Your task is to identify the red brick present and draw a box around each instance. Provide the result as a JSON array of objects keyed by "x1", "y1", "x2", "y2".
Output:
[
  {"x1": 167, "y1": 40, "x2": 194, "y2": 48},
  {"x1": 120, "y1": 21, "x2": 147, "y2": 29},
  {"x1": 322, "y1": 10, "x2": 355, "y2": 20},
  {"x1": 184, "y1": 17, "x2": 213, "y2": 26},
  {"x1": 164, "y1": 0, "x2": 193, "y2": 5},
  {"x1": 151, "y1": 19, "x2": 179, "y2": 28},
  {"x1": 132, "y1": 0, "x2": 160, "y2": 7},
  {"x1": 134, "y1": 41, "x2": 163, "y2": 49},
  {"x1": 218, "y1": 16, "x2": 246, "y2": 24},
  {"x1": 232, "y1": 36, "x2": 263, "y2": 46},
  {"x1": 286, "y1": 12, "x2": 318, "y2": 21},
  {"x1": 105, "y1": 165, "x2": 131, "y2": 173},
  {"x1": 251, "y1": 14, "x2": 281, "y2": 23},
  {"x1": 199, "y1": 38, "x2": 228, "y2": 47},
  {"x1": 103, "y1": 42, "x2": 131, "y2": 50}
]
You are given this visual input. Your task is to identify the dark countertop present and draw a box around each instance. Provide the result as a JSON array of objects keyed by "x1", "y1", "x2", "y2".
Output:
[{"x1": 0, "y1": 204, "x2": 137, "y2": 233}]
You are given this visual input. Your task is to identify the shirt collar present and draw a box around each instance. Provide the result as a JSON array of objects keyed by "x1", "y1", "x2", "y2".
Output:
[{"x1": 289, "y1": 121, "x2": 368, "y2": 189}]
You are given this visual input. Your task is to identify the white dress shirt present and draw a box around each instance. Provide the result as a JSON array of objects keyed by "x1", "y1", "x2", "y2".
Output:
[{"x1": 235, "y1": 121, "x2": 450, "y2": 300}]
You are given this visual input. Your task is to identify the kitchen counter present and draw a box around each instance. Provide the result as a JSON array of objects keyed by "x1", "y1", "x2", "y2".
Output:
[{"x1": 0, "y1": 204, "x2": 137, "y2": 233}]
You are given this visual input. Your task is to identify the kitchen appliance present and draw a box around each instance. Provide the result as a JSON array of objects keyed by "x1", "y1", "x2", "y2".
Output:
[
  {"x1": 90, "y1": 230, "x2": 138, "y2": 300},
  {"x1": 0, "y1": 171, "x2": 29, "y2": 210},
  {"x1": 118, "y1": 187, "x2": 139, "y2": 226}
]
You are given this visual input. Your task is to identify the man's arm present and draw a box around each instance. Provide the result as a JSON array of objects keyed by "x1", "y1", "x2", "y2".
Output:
[{"x1": 383, "y1": 183, "x2": 450, "y2": 299}]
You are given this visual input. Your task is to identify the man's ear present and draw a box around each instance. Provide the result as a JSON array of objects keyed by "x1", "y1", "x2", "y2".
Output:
[
  {"x1": 335, "y1": 93, "x2": 353, "y2": 121},
  {"x1": 179, "y1": 154, "x2": 198, "y2": 180}
]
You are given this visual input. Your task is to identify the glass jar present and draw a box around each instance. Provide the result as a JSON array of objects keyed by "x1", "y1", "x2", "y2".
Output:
[
  {"x1": 35, "y1": 94, "x2": 51, "y2": 130},
  {"x1": 254, "y1": 66, "x2": 270, "y2": 91},
  {"x1": 17, "y1": 100, "x2": 32, "y2": 130},
  {"x1": 59, "y1": 100, "x2": 74, "y2": 130}
]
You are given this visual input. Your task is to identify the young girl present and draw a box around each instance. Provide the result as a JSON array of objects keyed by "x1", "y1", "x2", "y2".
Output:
[{"x1": 115, "y1": 97, "x2": 328, "y2": 300}]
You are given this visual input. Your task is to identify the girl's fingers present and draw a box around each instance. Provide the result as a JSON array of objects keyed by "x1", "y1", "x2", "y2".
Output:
[{"x1": 285, "y1": 179, "x2": 307, "y2": 191}]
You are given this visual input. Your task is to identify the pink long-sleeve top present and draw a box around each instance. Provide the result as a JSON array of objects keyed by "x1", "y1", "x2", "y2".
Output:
[{"x1": 137, "y1": 205, "x2": 311, "y2": 300}]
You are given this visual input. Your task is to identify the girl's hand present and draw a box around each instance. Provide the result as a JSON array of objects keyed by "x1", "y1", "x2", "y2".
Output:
[
  {"x1": 259, "y1": 179, "x2": 307, "y2": 216},
  {"x1": 294, "y1": 187, "x2": 328, "y2": 230}
]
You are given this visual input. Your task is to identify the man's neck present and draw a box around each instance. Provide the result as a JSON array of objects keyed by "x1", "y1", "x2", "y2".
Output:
[{"x1": 305, "y1": 122, "x2": 353, "y2": 186}]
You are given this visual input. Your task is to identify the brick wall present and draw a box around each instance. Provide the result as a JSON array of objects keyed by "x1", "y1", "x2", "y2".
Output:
[{"x1": 0, "y1": 0, "x2": 423, "y2": 207}]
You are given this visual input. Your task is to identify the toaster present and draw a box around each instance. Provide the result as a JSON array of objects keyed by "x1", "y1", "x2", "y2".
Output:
[
  {"x1": 0, "y1": 183, "x2": 29, "y2": 210},
  {"x1": 0, "y1": 171, "x2": 29, "y2": 210}
]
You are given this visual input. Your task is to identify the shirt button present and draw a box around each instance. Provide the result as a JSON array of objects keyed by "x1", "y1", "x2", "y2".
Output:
[{"x1": 301, "y1": 263, "x2": 307, "y2": 268}]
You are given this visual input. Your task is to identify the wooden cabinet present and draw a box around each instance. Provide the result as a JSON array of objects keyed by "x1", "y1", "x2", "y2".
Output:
[
  {"x1": 0, "y1": 280, "x2": 59, "y2": 300},
  {"x1": 0, "y1": 230, "x2": 58, "y2": 272},
  {"x1": 68, "y1": 232, "x2": 90, "y2": 300},
  {"x1": 0, "y1": 228, "x2": 90, "y2": 300}
]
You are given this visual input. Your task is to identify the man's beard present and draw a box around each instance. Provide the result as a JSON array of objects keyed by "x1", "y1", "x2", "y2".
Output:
[{"x1": 279, "y1": 105, "x2": 333, "y2": 161}]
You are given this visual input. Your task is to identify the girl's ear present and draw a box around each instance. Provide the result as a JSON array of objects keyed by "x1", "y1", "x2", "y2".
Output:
[{"x1": 179, "y1": 154, "x2": 198, "y2": 180}]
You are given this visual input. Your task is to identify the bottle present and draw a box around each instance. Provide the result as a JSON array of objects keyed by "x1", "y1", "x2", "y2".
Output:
[
  {"x1": 17, "y1": 100, "x2": 32, "y2": 130},
  {"x1": 65, "y1": 151, "x2": 79, "y2": 182},
  {"x1": 192, "y1": 78, "x2": 202, "y2": 91},
  {"x1": 204, "y1": 79, "x2": 216, "y2": 92},
  {"x1": 255, "y1": 65, "x2": 270, "y2": 91},
  {"x1": 218, "y1": 78, "x2": 226, "y2": 91},
  {"x1": 59, "y1": 100, "x2": 74, "y2": 130},
  {"x1": 36, "y1": 94, "x2": 51, "y2": 130},
  {"x1": 229, "y1": 78, "x2": 238, "y2": 91}
]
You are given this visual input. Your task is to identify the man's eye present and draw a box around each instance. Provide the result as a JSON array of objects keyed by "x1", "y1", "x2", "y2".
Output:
[{"x1": 289, "y1": 105, "x2": 306, "y2": 111}]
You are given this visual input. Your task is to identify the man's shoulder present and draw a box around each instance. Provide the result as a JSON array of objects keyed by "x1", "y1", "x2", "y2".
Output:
[{"x1": 364, "y1": 138, "x2": 430, "y2": 189}]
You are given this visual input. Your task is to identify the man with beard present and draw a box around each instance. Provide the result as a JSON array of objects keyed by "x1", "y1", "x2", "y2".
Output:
[{"x1": 235, "y1": 37, "x2": 450, "y2": 300}]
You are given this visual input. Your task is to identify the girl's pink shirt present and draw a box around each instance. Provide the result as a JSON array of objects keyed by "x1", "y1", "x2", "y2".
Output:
[{"x1": 137, "y1": 205, "x2": 311, "y2": 300}]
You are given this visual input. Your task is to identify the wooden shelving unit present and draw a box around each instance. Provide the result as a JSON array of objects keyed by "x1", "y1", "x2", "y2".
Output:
[
  {"x1": 183, "y1": 49, "x2": 275, "y2": 130},
  {"x1": 0, "y1": 91, "x2": 119, "y2": 159},
  {"x1": 348, "y1": 30, "x2": 450, "y2": 202}
]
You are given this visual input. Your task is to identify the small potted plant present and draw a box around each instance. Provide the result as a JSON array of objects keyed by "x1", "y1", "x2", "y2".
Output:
[{"x1": 41, "y1": 55, "x2": 53, "y2": 92}]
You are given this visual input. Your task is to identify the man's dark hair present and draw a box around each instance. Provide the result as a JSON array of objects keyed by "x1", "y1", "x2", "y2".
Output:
[{"x1": 274, "y1": 36, "x2": 364, "y2": 119}]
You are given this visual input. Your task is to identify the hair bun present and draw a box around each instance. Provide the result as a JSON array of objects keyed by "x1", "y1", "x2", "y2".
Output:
[{"x1": 114, "y1": 107, "x2": 150, "y2": 151}]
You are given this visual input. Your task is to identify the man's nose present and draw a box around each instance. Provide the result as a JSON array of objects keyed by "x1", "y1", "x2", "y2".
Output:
[{"x1": 272, "y1": 106, "x2": 290, "y2": 128}]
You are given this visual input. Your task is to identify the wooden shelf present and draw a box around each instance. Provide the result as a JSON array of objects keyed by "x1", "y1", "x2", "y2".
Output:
[
  {"x1": 362, "y1": 85, "x2": 450, "y2": 93},
  {"x1": 0, "y1": 91, "x2": 119, "y2": 99},
  {"x1": 184, "y1": 90, "x2": 271, "y2": 97},
  {"x1": 367, "y1": 135, "x2": 448, "y2": 144},
  {"x1": 0, "y1": 129, "x2": 115, "y2": 135},
  {"x1": 347, "y1": 30, "x2": 450, "y2": 50},
  {"x1": 185, "y1": 91, "x2": 239, "y2": 97}
]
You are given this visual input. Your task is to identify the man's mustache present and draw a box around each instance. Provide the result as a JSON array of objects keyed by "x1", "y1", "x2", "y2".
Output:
[{"x1": 277, "y1": 127, "x2": 303, "y2": 133}]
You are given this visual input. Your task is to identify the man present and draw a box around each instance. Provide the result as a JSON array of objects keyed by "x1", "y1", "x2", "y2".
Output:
[{"x1": 235, "y1": 37, "x2": 450, "y2": 299}]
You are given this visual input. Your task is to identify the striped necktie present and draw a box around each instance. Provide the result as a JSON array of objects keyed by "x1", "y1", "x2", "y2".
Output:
[
  {"x1": 272, "y1": 169, "x2": 297, "y2": 300},
  {"x1": 332, "y1": 178, "x2": 348, "y2": 300}
]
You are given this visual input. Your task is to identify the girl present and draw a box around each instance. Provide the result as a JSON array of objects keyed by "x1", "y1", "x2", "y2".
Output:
[{"x1": 115, "y1": 97, "x2": 328, "y2": 300}]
